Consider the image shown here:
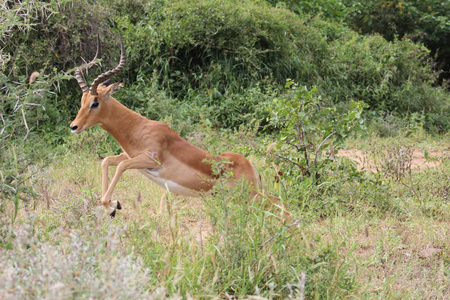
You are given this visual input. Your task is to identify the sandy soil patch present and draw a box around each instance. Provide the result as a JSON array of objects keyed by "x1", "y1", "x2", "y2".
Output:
[{"x1": 338, "y1": 148, "x2": 448, "y2": 171}]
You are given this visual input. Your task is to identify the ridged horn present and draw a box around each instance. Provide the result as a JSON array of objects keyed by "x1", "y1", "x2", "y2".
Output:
[
  {"x1": 89, "y1": 35, "x2": 125, "y2": 95},
  {"x1": 74, "y1": 35, "x2": 100, "y2": 93}
]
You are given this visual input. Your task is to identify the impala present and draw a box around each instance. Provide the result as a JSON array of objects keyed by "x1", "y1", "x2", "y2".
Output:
[{"x1": 70, "y1": 35, "x2": 282, "y2": 218}]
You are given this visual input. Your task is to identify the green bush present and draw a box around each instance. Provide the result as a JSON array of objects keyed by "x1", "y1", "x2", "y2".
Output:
[
  {"x1": 110, "y1": 0, "x2": 448, "y2": 130},
  {"x1": 118, "y1": 76, "x2": 269, "y2": 134},
  {"x1": 267, "y1": 81, "x2": 367, "y2": 202},
  {"x1": 266, "y1": 0, "x2": 350, "y2": 21},
  {"x1": 266, "y1": 0, "x2": 450, "y2": 84},
  {"x1": 344, "y1": 0, "x2": 450, "y2": 83},
  {"x1": 0, "y1": 70, "x2": 61, "y2": 223},
  {"x1": 321, "y1": 33, "x2": 435, "y2": 107},
  {"x1": 107, "y1": 0, "x2": 327, "y2": 95},
  {"x1": 1, "y1": 0, "x2": 449, "y2": 143}
]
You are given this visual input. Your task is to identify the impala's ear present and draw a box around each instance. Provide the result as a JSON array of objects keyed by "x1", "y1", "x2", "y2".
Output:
[{"x1": 104, "y1": 82, "x2": 123, "y2": 97}]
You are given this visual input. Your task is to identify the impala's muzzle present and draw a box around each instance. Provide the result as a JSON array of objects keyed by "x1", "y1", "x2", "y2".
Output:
[{"x1": 70, "y1": 123, "x2": 83, "y2": 134}]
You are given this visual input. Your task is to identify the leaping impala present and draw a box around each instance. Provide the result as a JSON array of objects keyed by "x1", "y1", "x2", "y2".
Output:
[{"x1": 70, "y1": 35, "x2": 281, "y2": 218}]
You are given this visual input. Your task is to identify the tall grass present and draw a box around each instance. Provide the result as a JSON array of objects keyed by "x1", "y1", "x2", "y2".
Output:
[{"x1": 2, "y1": 131, "x2": 449, "y2": 298}]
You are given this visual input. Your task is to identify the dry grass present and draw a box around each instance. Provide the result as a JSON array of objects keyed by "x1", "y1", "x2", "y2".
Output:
[
  {"x1": 339, "y1": 147, "x2": 449, "y2": 172},
  {"x1": 2, "y1": 135, "x2": 450, "y2": 298}
]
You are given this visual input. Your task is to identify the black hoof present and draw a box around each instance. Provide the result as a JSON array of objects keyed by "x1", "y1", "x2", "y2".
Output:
[
  {"x1": 110, "y1": 209, "x2": 116, "y2": 219},
  {"x1": 116, "y1": 201, "x2": 122, "y2": 210}
]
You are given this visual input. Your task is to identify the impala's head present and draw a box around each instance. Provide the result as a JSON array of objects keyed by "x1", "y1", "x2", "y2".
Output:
[{"x1": 70, "y1": 35, "x2": 125, "y2": 134}]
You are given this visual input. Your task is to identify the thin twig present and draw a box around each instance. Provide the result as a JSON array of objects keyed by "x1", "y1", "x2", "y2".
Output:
[
  {"x1": 313, "y1": 131, "x2": 336, "y2": 168},
  {"x1": 259, "y1": 201, "x2": 329, "y2": 249},
  {"x1": 273, "y1": 154, "x2": 303, "y2": 169},
  {"x1": 287, "y1": 141, "x2": 308, "y2": 152}
]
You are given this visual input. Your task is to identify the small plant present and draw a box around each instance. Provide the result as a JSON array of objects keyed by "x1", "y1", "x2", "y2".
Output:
[
  {"x1": 363, "y1": 142, "x2": 413, "y2": 182},
  {"x1": 268, "y1": 80, "x2": 367, "y2": 190}
]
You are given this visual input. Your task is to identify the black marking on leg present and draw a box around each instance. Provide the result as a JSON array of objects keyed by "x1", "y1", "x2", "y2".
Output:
[
  {"x1": 116, "y1": 201, "x2": 122, "y2": 210},
  {"x1": 110, "y1": 209, "x2": 116, "y2": 219}
]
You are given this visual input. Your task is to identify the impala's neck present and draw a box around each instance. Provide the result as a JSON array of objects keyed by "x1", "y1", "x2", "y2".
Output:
[{"x1": 99, "y1": 97, "x2": 143, "y2": 146}]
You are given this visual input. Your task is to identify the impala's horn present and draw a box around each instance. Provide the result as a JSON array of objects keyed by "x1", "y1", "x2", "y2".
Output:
[
  {"x1": 89, "y1": 35, "x2": 126, "y2": 95},
  {"x1": 101, "y1": 78, "x2": 112, "y2": 87},
  {"x1": 74, "y1": 35, "x2": 100, "y2": 93}
]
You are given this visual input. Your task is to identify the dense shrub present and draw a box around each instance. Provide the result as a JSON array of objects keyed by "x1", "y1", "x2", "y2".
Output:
[
  {"x1": 266, "y1": 0, "x2": 450, "y2": 84},
  {"x1": 0, "y1": 1, "x2": 84, "y2": 221},
  {"x1": 107, "y1": 0, "x2": 327, "y2": 95},
  {"x1": 265, "y1": 0, "x2": 350, "y2": 21},
  {"x1": 1, "y1": 0, "x2": 449, "y2": 151},
  {"x1": 345, "y1": 0, "x2": 450, "y2": 83},
  {"x1": 109, "y1": 0, "x2": 449, "y2": 129},
  {"x1": 0, "y1": 70, "x2": 60, "y2": 222}
]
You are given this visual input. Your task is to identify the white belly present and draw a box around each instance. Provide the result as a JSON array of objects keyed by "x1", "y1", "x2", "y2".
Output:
[{"x1": 139, "y1": 169, "x2": 201, "y2": 197}]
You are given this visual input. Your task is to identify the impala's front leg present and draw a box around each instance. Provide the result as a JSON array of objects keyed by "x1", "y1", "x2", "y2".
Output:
[
  {"x1": 101, "y1": 152, "x2": 161, "y2": 217},
  {"x1": 101, "y1": 153, "x2": 129, "y2": 213}
]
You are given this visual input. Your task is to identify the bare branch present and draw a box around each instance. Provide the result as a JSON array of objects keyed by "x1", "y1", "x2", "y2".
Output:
[{"x1": 313, "y1": 131, "x2": 336, "y2": 168}]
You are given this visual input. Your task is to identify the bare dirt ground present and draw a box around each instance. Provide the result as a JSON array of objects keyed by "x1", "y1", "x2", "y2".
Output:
[{"x1": 338, "y1": 148, "x2": 449, "y2": 171}]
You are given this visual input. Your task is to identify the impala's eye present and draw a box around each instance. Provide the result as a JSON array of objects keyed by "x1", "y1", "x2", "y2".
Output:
[{"x1": 90, "y1": 98, "x2": 99, "y2": 109}]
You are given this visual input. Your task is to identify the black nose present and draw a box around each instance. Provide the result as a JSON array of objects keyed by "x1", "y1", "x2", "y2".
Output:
[{"x1": 70, "y1": 125, "x2": 78, "y2": 131}]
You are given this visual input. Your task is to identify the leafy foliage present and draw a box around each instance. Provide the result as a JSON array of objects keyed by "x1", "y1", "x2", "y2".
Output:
[
  {"x1": 0, "y1": 70, "x2": 65, "y2": 223},
  {"x1": 108, "y1": 0, "x2": 448, "y2": 129},
  {"x1": 107, "y1": 0, "x2": 327, "y2": 96},
  {"x1": 268, "y1": 81, "x2": 367, "y2": 201},
  {"x1": 266, "y1": 0, "x2": 350, "y2": 20},
  {"x1": 345, "y1": 0, "x2": 450, "y2": 83},
  {"x1": 266, "y1": 0, "x2": 450, "y2": 84},
  {"x1": 2, "y1": 0, "x2": 449, "y2": 136}
]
